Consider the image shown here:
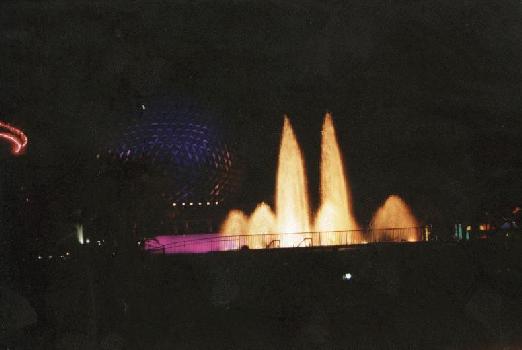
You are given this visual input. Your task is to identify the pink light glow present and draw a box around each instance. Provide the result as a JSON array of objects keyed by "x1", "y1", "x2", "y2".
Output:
[
  {"x1": 145, "y1": 233, "x2": 238, "y2": 254},
  {"x1": 0, "y1": 121, "x2": 28, "y2": 155}
]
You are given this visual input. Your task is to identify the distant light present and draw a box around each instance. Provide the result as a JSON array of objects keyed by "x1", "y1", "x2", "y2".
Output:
[
  {"x1": 172, "y1": 203, "x2": 176, "y2": 206},
  {"x1": 206, "y1": 202, "x2": 210, "y2": 205},
  {"x1": 37, "y1": 255, "x2": 42, "y2": 260},
  {"x1": 182, "y1": 202, "x2": 186, "y2": 206},
  {"x1": 189, "y1": 202, "x2": 193, "y2": 206},
  {"x1": 60, "y1": 255, "x2": 65, "y2": 259},
  {"x1": 342, "y1": 273, "x2": 352, "y2": 281},
  {"x1": 198, "y1": 202, "x2": 202, "y2": 206},
  {"x1": 76, "y1": 224, "x2": 84, "y2": 245},
  {"x1": 97, "y1": 240, "x2": 102, "y2": 246},
  {"x1": 215, "y1": 201, "x2": 219, "y2": 205},
  {"x1": 85, "y1": 238, "x2": 90, "y2": 244},
  {"x1": 48, "y1": 255, "x2": 53, "y2": 260},
  {"x1": 65, "y1": 252, "x2": 70, "y2": 256},
  {"x1": 466, "y1": 225, "x2": 472, "y2": 231},
  {"x1": 141, "y1": 104, "x2": 146, "y2": 110}
]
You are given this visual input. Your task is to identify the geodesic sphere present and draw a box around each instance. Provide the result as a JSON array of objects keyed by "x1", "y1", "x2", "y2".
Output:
[{"x1": 106, "y1": 99, "x2": 242, "y2": 203}]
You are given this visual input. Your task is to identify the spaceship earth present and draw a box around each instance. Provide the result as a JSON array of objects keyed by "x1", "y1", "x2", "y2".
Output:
[{"x1": 106, "y1": 98, "x2": 242, "y2": 203}]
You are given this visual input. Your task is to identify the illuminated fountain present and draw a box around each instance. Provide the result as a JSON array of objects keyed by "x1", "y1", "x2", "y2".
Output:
[
  {"x1": 220, "y1": 210, "x2": 248, "y2": 235},
  {"x1": 217, "y1": 113, "x2": 421, "y2": 251},
  {"x1": 369, "y1": 195, "x2": 419, "y2": 242},
  {"x1": 220, "y1": 117, "x2": 311, "y2": 248},
  {"x1": 314, "y1": 113, "x2": 359, "y2": 245},
  {"x1": 146, "y1": 113, "x2": 421, "y2": 254},
  {"x1": 247, "y1": 202, "x2": 276, "y2": 248},
  {"x1": 275, "y1": 117, "x2": 311, "y2": 247}
]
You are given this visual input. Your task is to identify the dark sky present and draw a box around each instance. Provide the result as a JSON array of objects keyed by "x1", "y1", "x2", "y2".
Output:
[{"x1": 1, "y1": 0, "x2": 521, "y2": 227}]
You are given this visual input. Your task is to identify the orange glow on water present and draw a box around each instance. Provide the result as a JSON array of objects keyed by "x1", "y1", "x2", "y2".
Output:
[
  {"x1": 275, "y1": 117, "x2": 311, "y2": 246},
  {"x1": 370, "y1": 195, "x2": 419, "y2": 241},
  {"x1": 315, "y1": 113, "x2": 359, "y2": 245}
]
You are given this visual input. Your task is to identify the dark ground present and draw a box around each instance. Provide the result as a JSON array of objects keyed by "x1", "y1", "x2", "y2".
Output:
[{"x1": 3, "y1": 239, "x2": 522, "y2": 349}]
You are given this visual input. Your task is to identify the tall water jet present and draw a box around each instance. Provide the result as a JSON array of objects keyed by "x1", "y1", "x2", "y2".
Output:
[
  {"x1": 370, "y1": 195, "x2": 419, "y2": 242},
  {"x1": 220, "y1": 210, "x2": 248, "y2": 235},
  {"x1": 217, "y1": 113, "x2": 423, "y2": 250},
  {"x1": 276, "y1": 116, "x2": 311, "y2": 247},
  {"x1": 248, "y1": 202, "x2": 276, "y2": 248},
  {"x1": 315, "y1": 113, "x2": 359, "y2": 245}
]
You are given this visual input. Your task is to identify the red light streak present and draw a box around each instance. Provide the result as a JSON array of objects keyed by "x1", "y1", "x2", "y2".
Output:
[{"x1": 0, "y1": 121, "x2": 28, "y2": 155}]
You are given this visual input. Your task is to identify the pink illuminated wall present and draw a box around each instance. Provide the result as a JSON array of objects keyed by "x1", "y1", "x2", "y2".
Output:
[{"x1": 145, "y1": 233, "x2": 241, "y2": 254}]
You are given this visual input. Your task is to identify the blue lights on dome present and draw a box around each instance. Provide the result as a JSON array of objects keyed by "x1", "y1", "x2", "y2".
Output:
[{"x1": 107, "y1": 98, "x2": 241, "y2": 203}]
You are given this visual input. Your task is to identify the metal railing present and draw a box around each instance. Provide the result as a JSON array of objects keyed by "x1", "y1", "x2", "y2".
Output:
[{"x1": 145, "y1": 227, "x2": 425, "y2": 255}]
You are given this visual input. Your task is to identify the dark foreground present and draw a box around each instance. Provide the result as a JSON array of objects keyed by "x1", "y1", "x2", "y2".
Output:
[{"x1": 3, "y1": 240, "x2": 522, "y2": 349}]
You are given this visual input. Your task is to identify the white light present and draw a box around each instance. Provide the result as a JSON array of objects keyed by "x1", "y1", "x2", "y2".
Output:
[
  {"x1": 48, "y1": 255, "x2": 53, "y2": 260},
  {"x1": 85, "y1": 238, "x2": 90, "y2": 244},
  {"x1": 97, "y1": 240, "x2": 102, "y2": 246},
  {"x1": 76, "y1": 224, "x2": 84, "y2": 245},
  {"x1": 215, "y1": 201, "x2": 219, "y2": 205},
  {"x1": 182, "y1": 202, "x2": 186, "y2": 206},
  {"x1": 342, "y1": 273, "x2": 352, "y2": 281},
  {"x1": 65, "y1": 252, "x2": 70, "y2": 256},
  {"x1": 206, "y1": 202, "x2": 210, "y2": 205},
  {"x1": 189, "y1": 202, "x2": 193, "y2": 206},
  {"x1": 198, "y1": 202, "x2": 202, "y2": 206},
  {"x1": 172, "y1": 203, "x2": 177, "y2": 206},
  {"x1": 37, "y1": 255, "x2": 42, "y2": 260}
]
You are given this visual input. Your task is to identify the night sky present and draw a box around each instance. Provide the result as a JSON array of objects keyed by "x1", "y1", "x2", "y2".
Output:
[{"x1": 1, "y1": 0, "x2": 522, "y2": 232}]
